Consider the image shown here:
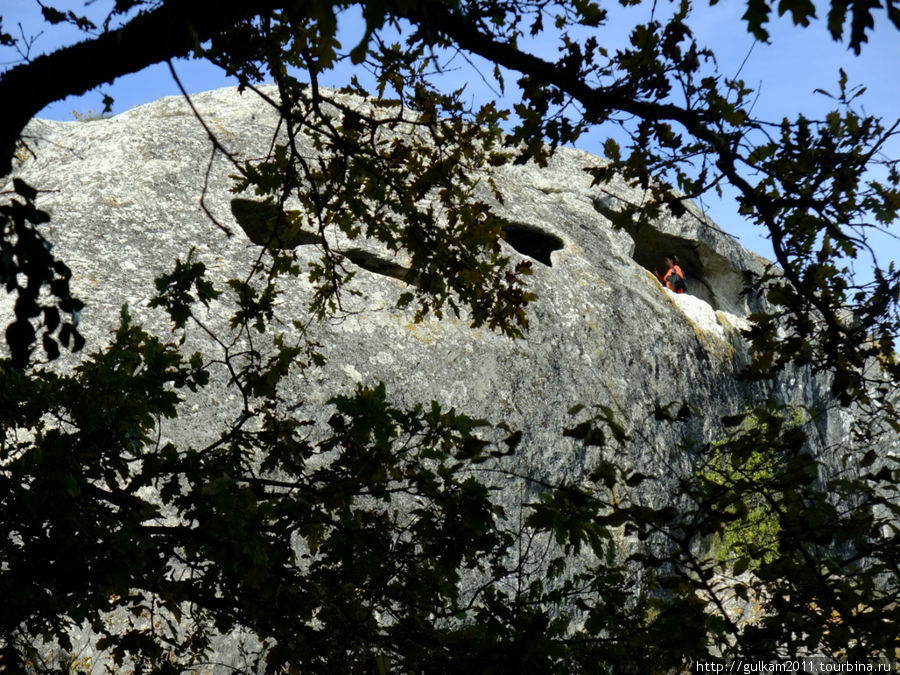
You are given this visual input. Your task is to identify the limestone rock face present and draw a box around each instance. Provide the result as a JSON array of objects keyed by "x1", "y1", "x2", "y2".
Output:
[
  {"x1": 8, "y1": 86, "x2": 839, "y2": 461},
  {"x1": 3, "y1": 86, "x2": 853, "y2": 667}
]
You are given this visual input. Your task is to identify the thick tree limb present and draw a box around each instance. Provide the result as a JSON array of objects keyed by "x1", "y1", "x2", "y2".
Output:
[{"x1": 0, "y1": 0, "x2": 284, "y2": 176}]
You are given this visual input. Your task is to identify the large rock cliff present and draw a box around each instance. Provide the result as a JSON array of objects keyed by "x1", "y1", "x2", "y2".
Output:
[
  {"x1": 3, "y1": 86, "x2": 860, "y2": 669},
  {"x1": 8, "y1": 86, "x2": 846, "y2": 473}
]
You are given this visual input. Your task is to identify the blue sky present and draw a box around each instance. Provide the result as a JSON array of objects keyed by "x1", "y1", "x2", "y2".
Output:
[{"x1": 2, "y1": 0, "x2": 898, "y2": 268}]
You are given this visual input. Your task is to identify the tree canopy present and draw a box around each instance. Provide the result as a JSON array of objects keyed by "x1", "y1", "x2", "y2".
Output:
[{"x1": 1, "y1": 0, "x2": 900, "y2": 671}]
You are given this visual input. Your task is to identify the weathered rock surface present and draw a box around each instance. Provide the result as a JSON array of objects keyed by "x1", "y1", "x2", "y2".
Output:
[
  {"x1": 8, "y1": 86, "x2": 843, "y2": 454},
  {"x1": 3, "y1": 86, "x2": 857, "y2": 669}
]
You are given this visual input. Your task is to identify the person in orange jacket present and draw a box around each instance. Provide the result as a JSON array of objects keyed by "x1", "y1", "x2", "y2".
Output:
[{"x1": 655, "y1": 254, "x2": 686, "y2": 293}]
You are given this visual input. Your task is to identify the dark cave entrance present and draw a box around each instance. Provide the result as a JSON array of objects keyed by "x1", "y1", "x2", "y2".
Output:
[
  {"x1": 628, "y1": 225, "x2": 721, "y2": 310},
  {"x1": 592, "y1": 194, "x2": 757, "y2": 315},
  {"x1": 501, "y1": 224, "x2": 564, "y2": 267}
]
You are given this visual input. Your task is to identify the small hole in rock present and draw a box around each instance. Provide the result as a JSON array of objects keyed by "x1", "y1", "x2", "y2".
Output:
[
  {"x1": 343, "y1": 248, "x2": 412, "y2": 284},
  {"x1": 502, "y1": 224, "x2": 564, "y2": 267}
]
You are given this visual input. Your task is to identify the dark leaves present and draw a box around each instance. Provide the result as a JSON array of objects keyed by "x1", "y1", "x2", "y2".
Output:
[
  {"x1": 1, "y1": 0, "x2": 899, "y2": 668},
  {"x1": 39, "y1": 4, "x2": 97, "y2": 31},
  {"x1": 149, "y1": 248, "x2": 221, "y2": 329},
  {"x1": 0, "y1": 18, "x2": 15, "y2": 46},
  {"x1": 1, "y1": 179, "x2": 84, "y2": 365}
]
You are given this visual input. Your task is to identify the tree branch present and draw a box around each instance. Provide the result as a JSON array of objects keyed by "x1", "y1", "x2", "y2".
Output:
[
  {"x1": 411, "y1": 2, "x2": 865, "y2": 372},
  {"x1": 0, "y1": 0, "x2": 285, "y2": 175}
]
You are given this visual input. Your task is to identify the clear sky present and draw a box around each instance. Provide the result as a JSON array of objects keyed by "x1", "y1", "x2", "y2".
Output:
[{"x1": 2, "y1": 0, "x2": 898, "y2": 269}]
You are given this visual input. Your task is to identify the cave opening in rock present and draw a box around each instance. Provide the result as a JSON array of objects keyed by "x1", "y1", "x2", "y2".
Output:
[
  {"x1": 501, "y1": 224, "x2": 564, "y2": 267},
  {"x1": 592, "y1": 196, "x2": 760, "y2": 315},
  {"x1": 627, "y1": 225, "x2": 721, "y2": 309}
]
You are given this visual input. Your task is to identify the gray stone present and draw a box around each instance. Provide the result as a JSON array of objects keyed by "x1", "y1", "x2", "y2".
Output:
[{"x1": 2, "y1": 85, "x2": 877, "y2": 670}]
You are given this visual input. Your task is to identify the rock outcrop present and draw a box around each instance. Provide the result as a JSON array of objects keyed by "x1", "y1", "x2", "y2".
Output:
[
  {"x1": 8, "y1": 86, "x2": 843, "y2": 465},
  {"x1": 3, "y1": 86, "x2": 857, "y2": 669}
]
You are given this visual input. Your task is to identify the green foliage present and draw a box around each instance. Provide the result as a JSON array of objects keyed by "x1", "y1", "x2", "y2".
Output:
[
  {"x1": 663, "y1": 402, "x2": 900, "y2": 658},
  {"x1": 148, "y1": 248, "x2": 221, "y2": 329},
  {"x1": 0, "y1": 303, "x2": 653, "y2": 671},
  {"x1": 699, "y1": 405, "x2": 810, "y2": 567},
  {"x1": 1, "y1": 0, "x2": 900, "y2": 670},
  {"x1": 0, "y1": 179, "x2": 84, "y2": 366},
  {"x1": 228, "y1": 79, "x2": 533, "y2": 337}
]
